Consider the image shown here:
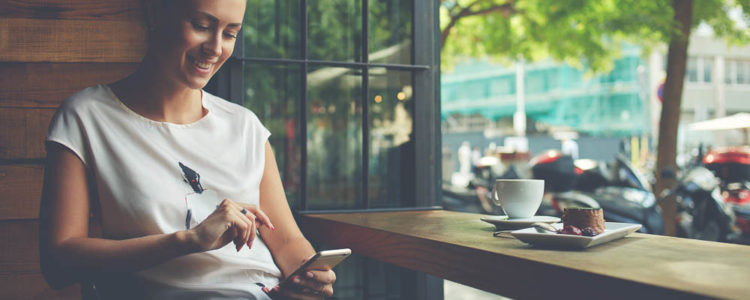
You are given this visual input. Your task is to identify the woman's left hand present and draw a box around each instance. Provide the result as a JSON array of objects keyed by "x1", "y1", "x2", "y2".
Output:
[{"x1": 264, "y1": 269, "x2": 336, "y2": 300}]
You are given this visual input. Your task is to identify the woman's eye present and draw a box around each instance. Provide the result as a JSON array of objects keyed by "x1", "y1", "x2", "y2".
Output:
[
  {"x1": 192, "y1": 22, "x2": 210, "y2": 30},
  {"x1": 224, "y1": 32, "x2": 238, "y2": 39}
]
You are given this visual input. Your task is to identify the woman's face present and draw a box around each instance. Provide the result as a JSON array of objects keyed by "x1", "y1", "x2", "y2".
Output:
[{"x1": 154, "y1": 0, "x2": 246, "y2": 89}]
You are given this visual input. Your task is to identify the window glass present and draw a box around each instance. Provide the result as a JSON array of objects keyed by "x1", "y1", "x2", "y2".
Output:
[
  {"x1": 725, "y1": 59, "x2": 734, "y2": 84},
  {"x1": 739, "y1": 60, "x2": 749, "y2": 84},
  {"x1": 308, "y1": 1, "x2": 363, "y2": 62},
  {"x1": 703, "y1": 57, "x2": 713, "y2": 83},
  {"x1": 368, "y1": 69, "x2": 414, "y2": 208},
  {"x1": 307, "y1": 66, "x2": 363, "y2": 209},
  {"x1": 244, "y1": 0, "x2": 302, "y2": 59},
  {"x1": 686, "y1": 57, "x2": 698, "y2": 82},
  {"x1": 244, "y1": 64, "x2": 303, "y2": 206},
  {"x1": 369, "y1": 0, "x2": 413, "y2": 64},
  {"x1": 525, "y1": 71, "x2": 548, "y2": 94},
  {"x1": 490, "y1": 77, "x2": 514, "y2": 95}
]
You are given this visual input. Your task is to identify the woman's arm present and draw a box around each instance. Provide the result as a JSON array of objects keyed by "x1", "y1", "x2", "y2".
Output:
[
  {"x1": 259, "y1": 142, "x2": 336, "y2": 297},
  {"x1": 258, "y1": 142, "x2": 316, "y2": 276},
  {"x1": 39, "y1": 143, "x2": 259, "y2": 289}
]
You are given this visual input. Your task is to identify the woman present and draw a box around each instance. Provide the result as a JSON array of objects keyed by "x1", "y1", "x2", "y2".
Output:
[{"x1": 39, "y1": 0, "x2": 336, "y2": 298}]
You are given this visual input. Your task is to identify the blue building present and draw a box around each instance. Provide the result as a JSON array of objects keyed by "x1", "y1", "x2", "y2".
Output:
[{"x1": 441, "y1": 47, "x2": 649, "y2": 137}]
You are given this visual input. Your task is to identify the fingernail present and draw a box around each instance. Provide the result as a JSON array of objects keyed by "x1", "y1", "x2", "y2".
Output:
[
  {"x1": 306, "y1": 271, "x2": 314, "y2": 278},
  {"x1": 261, "y1": 287, "x2": 269, "y2": 293},
  {"x1": 271, "y1": 224, "x2": 276, "y2": 231},
  {"x1": 293, "y1": 276, "x2": 300, "y2": 284}
]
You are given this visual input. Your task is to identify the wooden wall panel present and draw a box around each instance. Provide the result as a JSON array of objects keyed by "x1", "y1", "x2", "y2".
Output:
[
  {"x1": 0, "y1": 62, "x2": 138, "y2": 108},
  {"x1": 0, "y1": 0, "x2": 142, "y2": 21},
  {"x1": 0, "y1": 221, "x2": 102, "y2": 274},
  {"x1": 0, "y1": 220, "x2": 81, "y2": 299},
  {"x1": 1, "y1": 0, "x2": 144, "y2": 297},
  {"x1": 0, "y1": 107, "x2": 55, "y2": 159},
  {"x1": 0, "y1": 221, "x2": 40, "y2": 272},
  {"x1": 0, "y1": 273, "x2": 81, "y2": 300},
  {"x1": 0, "y1": 164, "x2": 43, "y2": 220},
  {"x1": 0, "y1": 18, "x2": 146, "y2": 63}
]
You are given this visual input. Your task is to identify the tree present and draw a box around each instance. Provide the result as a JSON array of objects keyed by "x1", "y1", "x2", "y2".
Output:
[{"x1": 440, "y1": 0, "x2": 750, "y2": 235}]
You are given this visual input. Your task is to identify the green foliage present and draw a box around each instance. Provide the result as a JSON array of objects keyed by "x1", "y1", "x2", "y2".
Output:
[{"x1": 440, "y1": 0, "x2": 749, "y2": 72}]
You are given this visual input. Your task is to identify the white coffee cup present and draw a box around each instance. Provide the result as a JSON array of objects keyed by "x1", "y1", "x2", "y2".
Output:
[{"x1": 490, "y1": 179, "x2": 544, "y2": 219}]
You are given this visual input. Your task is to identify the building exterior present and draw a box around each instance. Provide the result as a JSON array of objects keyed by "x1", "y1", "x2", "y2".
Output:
[
  {"x1": 441, "y1": 34, "x2": 750, "y2": 167},
  {"x1": 441, "y1": 46, "x2": 648, "y2": 138},
  {"x1": 648, "y1": 34, "x2": 750, "y2": 153}
]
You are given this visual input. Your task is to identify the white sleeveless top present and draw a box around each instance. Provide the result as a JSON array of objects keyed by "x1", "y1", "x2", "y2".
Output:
[{"x1": 46, "y1": 85, "x2": 280, "y2": 299}]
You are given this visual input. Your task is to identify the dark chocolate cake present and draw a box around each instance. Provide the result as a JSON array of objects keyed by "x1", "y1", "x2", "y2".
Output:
[{"x1": 561, "y1": 208, "x2": 605, "y2": 235}]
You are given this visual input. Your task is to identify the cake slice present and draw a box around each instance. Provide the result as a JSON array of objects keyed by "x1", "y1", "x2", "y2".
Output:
[{"x1": 561, "y1": 208, "x2": 605, "y2": 236}]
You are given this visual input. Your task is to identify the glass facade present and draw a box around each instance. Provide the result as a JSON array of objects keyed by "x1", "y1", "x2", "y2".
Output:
[
  {"x1": 212, "y1": 1, "x2": 441, "y2": 299},
  {"x1": 238, "y1": 1, "x2": 436, "y2": 211},
  {"x1": 306, "y1": 66, "x2": 363, "y2": 210},
  {"x1": 368, "y1": 69, "x2": 415, "y2": 208}
]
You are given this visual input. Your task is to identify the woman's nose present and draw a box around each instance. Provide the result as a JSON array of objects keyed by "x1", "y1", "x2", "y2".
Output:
[{"x1": 202, "y1": 33, "x2": 222, "y2": 57}]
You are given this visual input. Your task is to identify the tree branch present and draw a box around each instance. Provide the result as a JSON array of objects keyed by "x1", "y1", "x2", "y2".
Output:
[{"x1": 440, "y1": 1, "x2": 519, "y2": 50}]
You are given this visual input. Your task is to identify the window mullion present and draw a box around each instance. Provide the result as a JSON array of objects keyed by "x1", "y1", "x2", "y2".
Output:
[
  {"x1": 362, "y1": 0, "x2": 370, "y2": 209},
  {"x1": 300, "y1": 0, "x2": 309, "y2": 211}
]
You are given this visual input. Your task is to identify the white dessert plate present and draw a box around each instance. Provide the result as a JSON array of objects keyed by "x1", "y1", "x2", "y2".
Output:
[
  {"x1": 511, "y1": 222, "x2": 642, "y2": 249},
  {"x1": 480, "y1": 215, "x2": 561, "y2": 229}
]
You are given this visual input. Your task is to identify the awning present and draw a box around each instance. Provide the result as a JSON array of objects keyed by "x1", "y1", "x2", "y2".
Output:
[{"x1": 688, "y1": 113, "x2": 750, "y2": 131}]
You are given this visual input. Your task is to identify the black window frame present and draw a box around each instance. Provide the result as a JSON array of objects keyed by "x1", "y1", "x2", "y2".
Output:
[
  {"x1": 210, "y1": 0, "x2": 441, "y2": 213},
  {"x1": 207, "y1": 1, "x2": 442, "y2": 298}
]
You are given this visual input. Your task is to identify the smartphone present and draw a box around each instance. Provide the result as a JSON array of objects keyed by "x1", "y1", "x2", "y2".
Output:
[{"x1": 280, "y1": 248, "x2": 351, "y2": 287}]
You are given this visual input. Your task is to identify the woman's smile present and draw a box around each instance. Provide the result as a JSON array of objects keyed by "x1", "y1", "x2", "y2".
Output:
[{"x1": 188, "y1": 55, "x2": 216, "y2": 75}]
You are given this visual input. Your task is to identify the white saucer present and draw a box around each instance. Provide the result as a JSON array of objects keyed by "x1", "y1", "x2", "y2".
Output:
[
  {"x1": 481, "y1": 215, "x2": 561, "y2": 229},
  {"x1": 511, "y1": 222, "x2": 642, "y2": 249}
]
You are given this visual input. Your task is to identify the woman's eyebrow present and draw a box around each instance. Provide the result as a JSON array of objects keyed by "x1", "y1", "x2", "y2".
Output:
[{"x1": 194, "y1": 11, "x2": 242, "y2": 28}]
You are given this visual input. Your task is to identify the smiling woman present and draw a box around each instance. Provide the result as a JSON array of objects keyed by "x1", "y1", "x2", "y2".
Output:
[
  {"x1": 37, "y1": 0, "x2": 337, "y2": 299},
  {"x1": 142, "y1": 0, "x2": 244, "y2": 91}
]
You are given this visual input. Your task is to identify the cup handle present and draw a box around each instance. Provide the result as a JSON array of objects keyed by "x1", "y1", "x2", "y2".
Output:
[{"x1": 491, "y1": 185, "x2": 499, "y2": 205}]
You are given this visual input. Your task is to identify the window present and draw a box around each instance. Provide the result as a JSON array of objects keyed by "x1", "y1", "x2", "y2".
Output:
[
  {"x1": 740, "y1": 60, "x2": 750, "y2": 84},
  {"x1": 725, "y1": 59, "x2": 734, "y2": 84},
  {"x1": 686, "y1": 57, "x2": 698, "y2": 82},
  {"x1": 208, "y1": 1, "x2": 441, "y2": 299},
  {"x1": 724, "y1": 59, "x2": 750, "y2": 85},
  {"x1": 703, "y1": 57, "x2": 713, "y2": 83}
]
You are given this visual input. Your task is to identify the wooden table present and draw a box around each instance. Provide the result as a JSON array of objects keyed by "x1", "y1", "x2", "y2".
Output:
[{"x1": 300, "y1": 210, "x2": 750, "y2": 300}]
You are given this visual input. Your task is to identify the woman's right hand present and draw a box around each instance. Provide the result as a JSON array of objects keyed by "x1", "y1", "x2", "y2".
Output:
[{"x1": 186, "y1": 199, "x2": 275, "y2": 252}]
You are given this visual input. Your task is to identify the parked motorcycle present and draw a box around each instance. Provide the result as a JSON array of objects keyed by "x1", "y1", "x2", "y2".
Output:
[
  {"x1": 661, "y1": 165, "x2": 741, "y2": 242},
  {"x1": 702, "y1": 146, "x2": 750, "y2": 243}
]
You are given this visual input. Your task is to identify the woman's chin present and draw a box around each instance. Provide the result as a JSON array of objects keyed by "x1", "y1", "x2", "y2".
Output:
[{"x1": 183, "y1": 77, "x2": 211, "y2": 90}]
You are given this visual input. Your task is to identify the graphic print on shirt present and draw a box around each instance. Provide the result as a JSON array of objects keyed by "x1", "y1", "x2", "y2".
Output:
[
  {"x1": 179, "y1": 162, "x2": 222, "y2": 229},
  {"x1": 179, "y1": 162, "x2": 205, "y2": 194}
]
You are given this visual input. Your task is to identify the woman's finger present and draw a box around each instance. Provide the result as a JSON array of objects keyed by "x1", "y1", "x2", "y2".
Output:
[
  {"x1": 229, "y1": 212, "x2": 250, "y2": 251},
  {"x1": 307, "y1": 269, "x2": 336, "y2": 284},
  {"x1": 304, "y1": 270, "x2": 335, "y2": 297},
  {"x1": 231, "y1": 226, "x2": 241, "y2": 251},
  {"x1": 246, "y1": 212, "x2": 257, "y2": 249},
  {"x1": 221, "y1": 199, "x2": 251, "y2": 248},
  {"x1": 229, "y1": 208, "x2": 253, "y2": 250},
  {"x1": 225, "y1": 200, "x2": 270, "y2": 232},
  {"x1": 242, "y1": 204, "x2": 275, "y2": 230}
]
